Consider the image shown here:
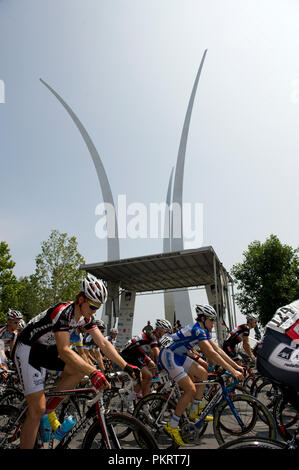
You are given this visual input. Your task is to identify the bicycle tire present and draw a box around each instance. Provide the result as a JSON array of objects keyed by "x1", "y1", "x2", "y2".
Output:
[
  {"x1": 213, "y1": 394, "x2": 277, "y2": 445},
  {"x1": 0, "y1": 388, "x2": 24, "y2": 407},
  {"x1": 82, "y1": 412, "x2": 158, "y2": 449},
  {"x1": 273, "y1": 395, "x2": 298, "y2": 440},
  {"x1": 0, "y1": 404, "x2": 21, "y2": 449},
  {"x1": 132, "y1": 392, "x2": 208, "y2": 450},
  {"x1": 254, "y1": 379, "x2": 280, "y2": 410},
  {"x1": 218, "y1": 436, "x2": 287, "y2": 449}
]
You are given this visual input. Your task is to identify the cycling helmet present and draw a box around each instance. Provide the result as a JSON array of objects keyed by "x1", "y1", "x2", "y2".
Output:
[
  {"x1": 18, "y1": 319, "x2": 26, "y2": 330},
  {"x1": 195, "y1": 304, "x2": 217, "y2": 320},
  {"x1": 110, "y1": 328, "x2": 118, "y2": 334},
  {"x1": 81, "y1": 274, "x2": 108, "y2": 304},
  {"x1": 7, "y1": 309, "x2": 23, "y2": 321},
  {"x1": 155, "y1": 319, "x2": 172, "y2": 333},
  {"x1": 246, "y1": 314, "x2": 258, "y2": 322},
  {"x1": 95, "y1": 320, "x2": 105, "y2": 330}
]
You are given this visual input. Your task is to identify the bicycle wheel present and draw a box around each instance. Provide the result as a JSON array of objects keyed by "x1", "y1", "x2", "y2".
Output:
[
  {"x1": 132, "y1": 393, "x2": 208, "y2": 450},
  {"x1": 218, "y1": 436, "x2": 287, "y2": 449},
  {"x1": 213, "y1": 394, "x2": 277, "y2": 445},
  {"x1": 254, "y1": 379, "x2": 280, "y2": 411},
  {"x1": 0, "y1": 405, "x2": 21, "y2": 449},
  {"x1": 82, "y1": 412, "x2": 158, "y2": 449},
  {"x1": 0, "y1": 388, "x2": 24, "y2": 407},
  {"x1": 273, "y1": 395, "x2": 298, "y2": 440}
]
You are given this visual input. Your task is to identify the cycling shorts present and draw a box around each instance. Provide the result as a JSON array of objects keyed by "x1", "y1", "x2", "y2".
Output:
[
  {"x1": 159, "y1": 349, "x2": 194, "y2": 383},
  {"x1": 13, "y1": 342, "x2": 65, "y2": 396}
]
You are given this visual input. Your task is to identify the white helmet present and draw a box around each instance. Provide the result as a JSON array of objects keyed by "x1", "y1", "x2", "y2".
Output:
[
  {"x1": 81, "y1": 274, "x2": 108, "y2": 304},
  {"x1": 7, "y1": 309, "x2": 23, "y2": 321},
  {"x1": 155, "y1": 319, "x2": 172, "y2": 333},
  {"x1": 18, "y1": 319, "x2": 26, "y2": 330},
  {"x1": 246, "y1": 314, "x2": 258, "y2": 322},
  {"x1": 195, "y1": 304, "x2": 217, "y2": 320},
  {"x1": 95, "y1": 319, "x2": 106, "y2": 331},
  {"x1": 110, "y1": 327, "x2": 118, "y2": 334}
]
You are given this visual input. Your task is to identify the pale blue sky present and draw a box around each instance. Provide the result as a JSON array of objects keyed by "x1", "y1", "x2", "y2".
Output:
[{"x1": 1, "y1": 0, "x2": 299, "y2": 333}]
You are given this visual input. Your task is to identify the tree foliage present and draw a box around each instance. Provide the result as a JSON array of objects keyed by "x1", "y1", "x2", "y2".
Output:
[
  {"x1": 0, "y1": 242, "x2": 19, "y2": 324},
  {"x1": 0, "y1": 231, "x2": 85, "y2": 323},
  {"x1": 33, "y1": 229, "x2": 85, "y2": 310},
  {"x1": 231, "y1": 235, "x2": 299, "y2": 326}
]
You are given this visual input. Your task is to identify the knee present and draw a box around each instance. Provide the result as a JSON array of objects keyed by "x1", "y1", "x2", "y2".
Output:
[{"x1": 27, "y1": 403, "x2": 46, "y2": 422}]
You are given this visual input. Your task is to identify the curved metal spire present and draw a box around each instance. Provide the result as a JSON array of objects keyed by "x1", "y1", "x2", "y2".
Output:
[
  {"x1": 170, "y1": 51, "x2": 208, "y2": 326},
  {"x1": 40, "y1": 78, "x2": 120, "y2": 262},
  {"x1": 172, "y1": 50, "x2": 207, "y2": 250}
]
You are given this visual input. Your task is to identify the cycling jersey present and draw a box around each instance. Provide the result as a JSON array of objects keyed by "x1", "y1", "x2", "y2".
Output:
[
  {"x1": 224, "y1": 324, "x2": 250, "y2": 349},
  {"x1": 0, "y1": 325, "x2": 18, "y2": 352},
  {"x1": 158, "y1": 322, "x2": 212, "y2": 383},
  {"x1": 162, "y1": 322, "x2": 212, "y2": 355},
  {"x1": 256, "y1": 300, "x2": 299, "y2": 392},
  {"x1": 70, "y1": 329, "x2": 84, "y2": 349},
  {"x1": 265, "y1": 300, "x2": 299, "y2": 340},
  {"x1": 120, "y1": 332, "x2": 159, "y2": 368},
  {"x1": 17, "y1": 302, "x2": 96, "y2": 347}
]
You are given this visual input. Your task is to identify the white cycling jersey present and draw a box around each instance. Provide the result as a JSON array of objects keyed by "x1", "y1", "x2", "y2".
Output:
[{"x1": 266, "y1": 299, "x2": 299, "y2": 340}]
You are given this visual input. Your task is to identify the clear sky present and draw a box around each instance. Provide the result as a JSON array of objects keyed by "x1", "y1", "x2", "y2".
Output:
[{"x1": 1, "y1": 0, "x2": 299, "y2": 334}]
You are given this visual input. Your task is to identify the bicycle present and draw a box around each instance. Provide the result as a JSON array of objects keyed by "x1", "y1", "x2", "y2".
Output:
[
  {"x1": 218, "y1": 421, "x2": 299, "y2": 450},
  {"x1": 0, "y1": 382, "x2": 158, "y2": 449},
  {"x1": 133, "y1": 369, "x2": 277, "y2": 449}
]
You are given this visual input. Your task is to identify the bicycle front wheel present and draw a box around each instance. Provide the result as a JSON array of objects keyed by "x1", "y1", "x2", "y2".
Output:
[
  {"x1": 218, "y1": 436, "x2": 287, "y2": 449},
  {"x1": 82, "y1": 412, "x2": 158, "y2": 450},
  {"x1": 214, "y1": 394, "x2": 277, "y2": 445}
]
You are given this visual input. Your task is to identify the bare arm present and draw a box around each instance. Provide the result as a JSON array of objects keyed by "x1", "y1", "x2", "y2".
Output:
[
  {"x1": 198, "y1": 340, "x2": 244, "y2": 381},
  {"x1": 209, "y1": 340, "x2": 244, "y2": 372},
  {"x1": 89, "y1": 328, "x2": 127, "y2": 370},
  {"x1": 242, "y1": 336, "x2": 255, "y2": 360}
]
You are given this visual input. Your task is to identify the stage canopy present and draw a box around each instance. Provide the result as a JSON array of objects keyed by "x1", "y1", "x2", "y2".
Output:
[{"x1": 80, "y1": 246, "x2": 233, "y2": 293}]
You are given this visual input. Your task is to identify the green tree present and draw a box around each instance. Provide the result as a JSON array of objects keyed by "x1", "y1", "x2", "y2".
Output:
[
  {"x1": 231, "y1": 235, "x2": 299, "y2": 326},
  {"x1": 33, "y1": 229, "x2": 85, "y2": 311},
  {"x1": 0, "y1": 241, "x2": 19, "y2": 324},
  {"x1": 15, "y1": 275, "x2": 41, "y2": 322}
]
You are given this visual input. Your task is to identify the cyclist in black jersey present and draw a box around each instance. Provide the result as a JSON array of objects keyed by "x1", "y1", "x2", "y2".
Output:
[
  {"x1": 13, "y1": 274, "x2": 139, "y2": 449},
  {"x1": 120, "y1": 319, "x2": 172, "y2": 397},
  {"x1": 223, "y1": 314, "x2": 258, "y2": 363}
]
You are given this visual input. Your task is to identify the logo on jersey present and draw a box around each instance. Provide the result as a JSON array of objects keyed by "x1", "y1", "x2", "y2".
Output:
[{"x1": 277, "y1": 347, "x2": 293, "y2": 360}]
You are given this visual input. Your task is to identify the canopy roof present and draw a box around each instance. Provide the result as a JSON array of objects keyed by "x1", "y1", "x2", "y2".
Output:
[{"x1": 80, "y1": 246, "x2": 233, "y2": 293}]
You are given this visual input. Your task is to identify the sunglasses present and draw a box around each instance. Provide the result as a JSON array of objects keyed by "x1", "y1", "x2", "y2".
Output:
[
  {"x1": 207, "y1": 317, "x2": 215, "y2": 322},
  {"x1": 87, "y1": 300, "x2": 101, "y2": 311}
]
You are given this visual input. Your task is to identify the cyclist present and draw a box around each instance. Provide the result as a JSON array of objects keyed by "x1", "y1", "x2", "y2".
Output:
[
  {"x1": 222, "y1": 314, "x2": 258, "y2": 363},
  {"x1": 256, "y1": 299, "x2": 299, "y2": 409},
  {"x1": 0, "y1": 309, "x2": 23, "y2": 360},
  {"x1": 13, "y1": 273, "x2": 139, "y2": 449},
  {"x1": 120, "y1": 318, "x2": 173, "y2": 398},
  {"x1": 105, "y1": 327, "x2": 118, "y2": 348},
  {"x1": 159, "y1": 304, "x2": 244, "y2": 447},
  {"x1": 84, "y1": 320, "x2": 106, "y2": 371}
]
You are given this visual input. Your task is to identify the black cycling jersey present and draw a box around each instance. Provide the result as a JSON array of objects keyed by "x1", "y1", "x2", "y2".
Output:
[
  {"x1": 17, "y1": 302, "x2": 96, "y2": 347},
  {"x1": 120, "y1": 332, "x2": 159, "y2": 367},
  {"x1": 224, "y1": 324, "x2": 250, "y2": 349}
]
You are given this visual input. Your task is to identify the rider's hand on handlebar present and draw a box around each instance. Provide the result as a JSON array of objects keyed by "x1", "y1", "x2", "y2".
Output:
[
  {"x1": 124, "y1": 364, "x2": 141, "y2": 381},
  {"x1": 90, "y1": 370, "x2": 111, "y2": 390},
  {"x1": 233, "y1": 369, "x2": 244, "y2": 382}
]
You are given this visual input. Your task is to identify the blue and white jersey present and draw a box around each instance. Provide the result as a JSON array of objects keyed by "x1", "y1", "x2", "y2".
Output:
[{"x1": 161, "y1": 322, "x2": 212, "y2": 355}]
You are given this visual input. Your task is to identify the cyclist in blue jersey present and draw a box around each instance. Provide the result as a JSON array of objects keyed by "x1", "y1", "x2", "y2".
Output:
[{"x1": 159, "y1": 304, "x2": 244, "y2": 446}]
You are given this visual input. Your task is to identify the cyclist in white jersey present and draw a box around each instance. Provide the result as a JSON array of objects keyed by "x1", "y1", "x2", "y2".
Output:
[
  {"x1": 256, "y1": 299, "x2": 299, "y2": 393},
  {"x1": 159, "y1": 304, "x2": 244, "y2": 446}
]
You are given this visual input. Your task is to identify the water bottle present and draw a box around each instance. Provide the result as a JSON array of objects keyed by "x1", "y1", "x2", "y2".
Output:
[
  {"x1": 53, "y1": 416, "x2": 76, "y2": 440},
  {"x1": 40, "y1": 414, "x2": 52, "y2": 442}
]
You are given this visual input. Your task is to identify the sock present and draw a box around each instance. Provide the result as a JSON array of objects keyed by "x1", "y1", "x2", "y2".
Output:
[
  {"x1": 170, "y1": 413, "x2": 180, "y2": 428},
  {"x1": 191, "y1": 399, "x2": 200, "y2": 413}
]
